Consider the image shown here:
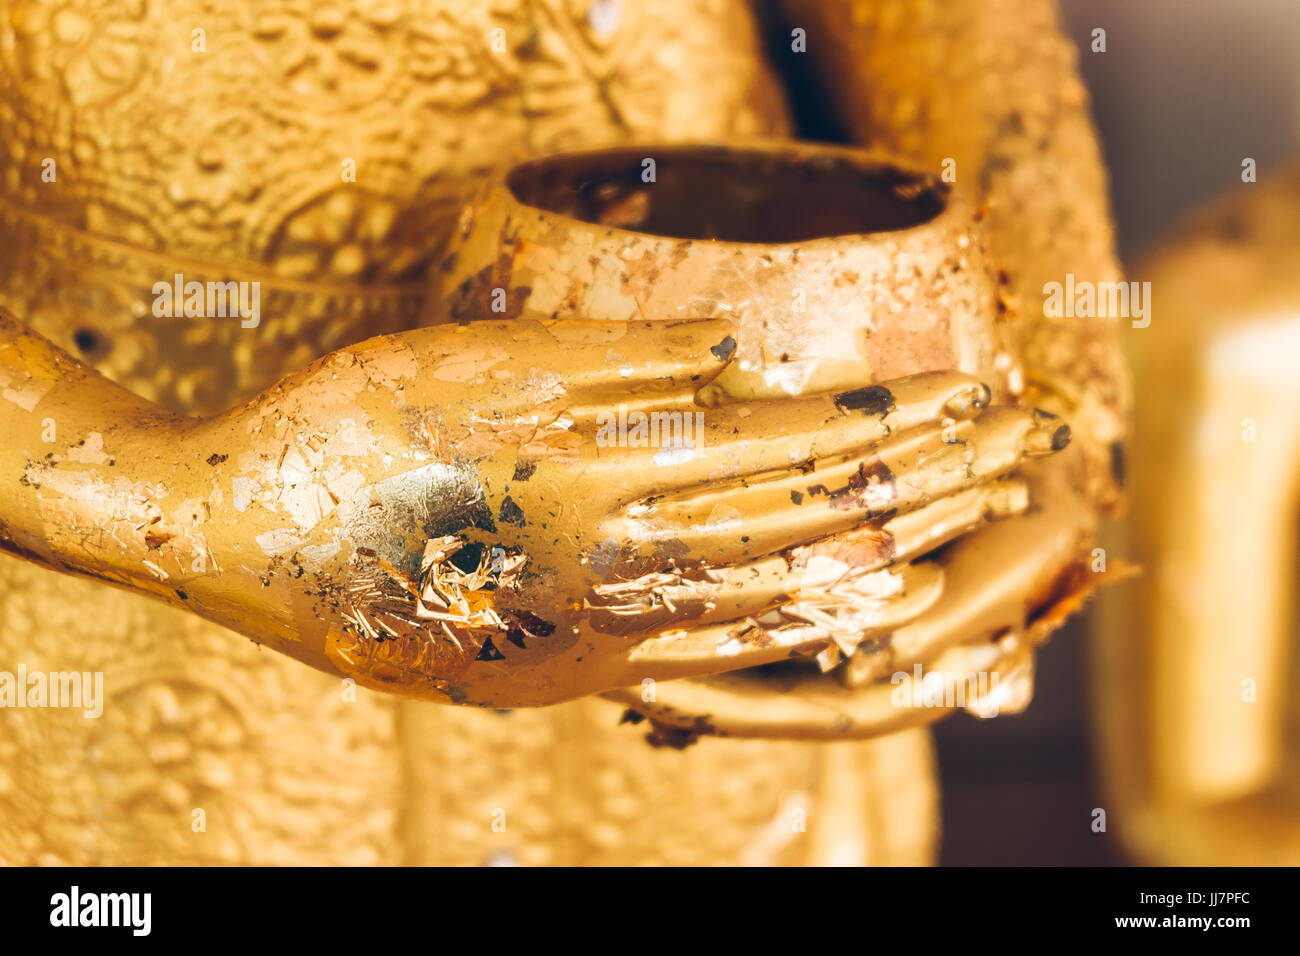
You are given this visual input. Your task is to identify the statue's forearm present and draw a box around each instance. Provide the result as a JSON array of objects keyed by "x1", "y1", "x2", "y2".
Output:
[
  {"x1": 0, "y1": 309, "x2": 199, "y2": 596},
  {"x1": 0, "y1": 310, "x2": 379, "y2": 655},
  {"x1": 0, "y1": 311, "x2": 450, "y2": 669}
]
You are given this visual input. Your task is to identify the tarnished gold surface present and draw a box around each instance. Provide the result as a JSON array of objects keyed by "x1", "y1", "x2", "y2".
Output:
[
  {"x1": 0, "y1": 0, "x2": 929, "y2": 868},
  {"x1": 1093, "y1": 164, "x2": 1300, "y2": 865},
  {"x1": 783, "y1": 0, "x2": 1129, "y2": 505},
  {"x1": 438, "y1": 141, "x2": 1085, "y2": 735},
  {"x1": 0, "y1": 0, "x2": 1124, "y2": 865},
  {"x1": 444, "y1": 144, "x2": 1009, "y2": 397},
  {"x1": 0, "y1": 306, "x2": 1067, "y2": 709}
]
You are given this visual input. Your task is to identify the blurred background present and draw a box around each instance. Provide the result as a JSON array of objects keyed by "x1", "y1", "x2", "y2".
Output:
[{"x1": 932, "y1": 0, "x2": 1300, "y2": 865}]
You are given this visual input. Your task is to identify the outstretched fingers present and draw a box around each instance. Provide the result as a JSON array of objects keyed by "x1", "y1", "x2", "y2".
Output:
[{"x1": 605, "y1": 403, "x2": 1067, "y2": 565}]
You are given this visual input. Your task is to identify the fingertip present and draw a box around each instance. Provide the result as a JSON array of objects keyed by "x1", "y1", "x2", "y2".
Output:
[
  {"x1": 1022, "y1": 415, "x2": 1072, "y2": 456},
  {"x1": 942, "y1": 381, "x2": 991, "y2": 418}
]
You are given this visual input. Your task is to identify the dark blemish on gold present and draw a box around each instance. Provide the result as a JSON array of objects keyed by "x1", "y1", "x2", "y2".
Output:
[
  {"x1": 144, "y1": 529, "x2": 174, "y2": 549},
  {"x1": 828, "y1": 458, "x2": 897, "y2": 512},
  {"x1": 645, "y1": 724, "x2": 699, "y2": 750},
  {"x1": 475, "y1": 637, "x2": 506, "y2": 661},
  {"x1": 710, "y1": 335, "x2": 737, "y2": 362},
  {"x1": 498, "y1": 495, "x2": 526, "y2": 526},
  {"x1": 446, "y1": 540, "x2": 485, "y2": 575},
  {"x1": 1110, "y1": 440, "x2": 1126, "y2": 488},
  {"x1": 175, "y1": 589, "x2": 188, "y2": 601},
  {"x1": 72, "y1": 327, "x2": 109, "y2": 358},
  {"x1": 619, "y1": 708, "x2": 646, "y2": 726},
  {"x1": 1051, "y1": 424, "x2": 1071, "y2": 451},
  {"x1": 790, "y1": 490, "x2": 804, "y2": 505},
  {"x1": 644, "y1": 714, "x2": 715, "y2": 750},
  {"x1": 833, "y1": 385, "x2": 895, "y2": 417},
  {"x1": 512, "y1": 460, "x2": 537, "y2": 481},
  {"x1": 206, "y1": 453, "x2": 228, "y2": 466},
  {"x1": 505, "y1": 609, "x2": 556, "y2": 649}
]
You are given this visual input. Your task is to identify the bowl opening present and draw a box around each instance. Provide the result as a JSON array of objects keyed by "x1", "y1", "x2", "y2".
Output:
[{"x1": 505, "y1": 146, "x2": 947, "y2": 244}]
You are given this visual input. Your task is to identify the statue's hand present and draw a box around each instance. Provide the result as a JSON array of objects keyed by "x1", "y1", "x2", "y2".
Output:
[
  {"x1": 0, "y1": 309, "x2": 1067, "y2": 708},
  {"x1": 182, "y1": 317, "x2": 1063, "y2": 706}
]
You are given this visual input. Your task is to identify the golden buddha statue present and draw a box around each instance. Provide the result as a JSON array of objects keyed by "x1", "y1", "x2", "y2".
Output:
[{"x1": 0, "y1": 0, "x2": 1125, "y2": 865}]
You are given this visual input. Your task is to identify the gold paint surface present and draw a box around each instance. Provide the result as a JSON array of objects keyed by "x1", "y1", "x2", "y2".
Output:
[
  {"x1": 436, "y1": 137, "x2": 1107, "y2": 736},
  {"x1": 0, "y1": 0, "x2": 1124, "y2": 865}
]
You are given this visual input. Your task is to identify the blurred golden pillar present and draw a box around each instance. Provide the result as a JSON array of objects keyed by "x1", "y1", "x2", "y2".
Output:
[{"x1": 1093, "y1": 164, "x2": 1300, "y2": 864}]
